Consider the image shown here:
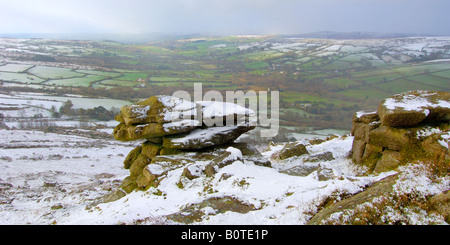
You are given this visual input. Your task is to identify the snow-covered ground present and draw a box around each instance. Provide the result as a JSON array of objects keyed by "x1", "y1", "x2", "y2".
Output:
[
  {"x1": 0, "y1": 129, "x2": 136, "y2": 224},
  {"x1": 0, "y1": 127, "x2": 448, "y2": 225},
  {"x1": 0, "y1": 128, "x2": 379, "y2": 225}
]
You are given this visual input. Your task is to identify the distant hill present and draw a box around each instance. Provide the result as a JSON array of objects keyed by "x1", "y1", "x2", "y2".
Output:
[{"x1": 284, "y1": 31, "x2": 437, "y2": 39}]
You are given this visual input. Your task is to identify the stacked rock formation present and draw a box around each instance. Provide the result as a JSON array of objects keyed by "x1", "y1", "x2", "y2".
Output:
[
  {"x1": 351, "y1": 90, "x2": 450, "y2": 173},
  {"x1": 106, "y1": 95, "x2": 268, "y2": 202}
]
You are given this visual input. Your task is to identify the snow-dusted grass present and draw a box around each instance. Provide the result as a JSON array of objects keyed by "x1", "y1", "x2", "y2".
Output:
[
  {"x1": 321, "y1": 163, "x2": 449, "y2": 225},
  {"x1": 0, "y1": 129, "x2": 136, "y2": 224},
  {"x1": 0, "y1": 64, "x2": 34, "y2": 73},
  {"x1": 0, "y1": 92, "x2": 131, "y2": 111}
]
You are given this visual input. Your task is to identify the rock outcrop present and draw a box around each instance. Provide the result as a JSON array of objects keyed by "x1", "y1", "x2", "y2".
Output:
[
  {"x1": 351, "y1": 90, "x2": 450, "y2": 173},
  {"x1": 308, "y1": 90, "x2": 450, "y2": 225},
  {"x1": 105, "y1": 95, "x2": 264, "y2": 202}
]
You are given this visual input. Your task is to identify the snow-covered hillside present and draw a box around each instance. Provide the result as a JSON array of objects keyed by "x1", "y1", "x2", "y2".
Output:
[
  {"x1": 0, "y1": 127, "x2": 448, "y2": 225},
  {"x1": 0, "y1": 128, "x2": 388, "y2": 225}
]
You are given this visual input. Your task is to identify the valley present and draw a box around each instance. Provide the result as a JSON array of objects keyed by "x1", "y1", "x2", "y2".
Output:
[{"x1": 1, "y1": 35, "x2": 449, "y2": 133}]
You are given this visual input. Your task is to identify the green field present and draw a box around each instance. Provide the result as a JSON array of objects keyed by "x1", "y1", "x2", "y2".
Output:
[
  {"x1": 75, "y1": 69, "x2": 122, "y2": 77},
  {"x1": 149, "y1": 76, "x2": 181, "y2": 82},
  {"x1": 432, "y1": 69, "x2": 450, "y2": 79},
  {"x1": 244, "y1": 61, "x2": 269, "y2": 70},
  {"x1": 99, "y1": 80, "x2": 139, "y2": 87},
  {"x1": 117, "y1": 72, "x2": 148, "y2": 81},
  {"x1": 374, "y1": 79, "x2": 443, "y2": 94},
  {"x1": 407, "y1": 74, "x2": 450, "y2": 89},
  {"x1": 338, "y1": 86, "x2": 393, "y2": 100},
  {"x1": 323, "y1": 77, "x2": 360, "y2": 89}
]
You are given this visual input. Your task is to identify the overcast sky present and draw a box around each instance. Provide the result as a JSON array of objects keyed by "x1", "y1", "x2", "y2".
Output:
[{"x1": 1, "y1": 0, "x2": 449, "y2": 36}]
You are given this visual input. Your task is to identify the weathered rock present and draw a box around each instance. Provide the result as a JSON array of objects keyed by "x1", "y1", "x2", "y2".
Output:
[
  {"x1": 159, "y1": 147, "x2": 183, "y2": 155},
  {"x1": 373, "y1": 150, "x2": 402, "y2": 173},
  {"x1": 378, "y1": 91, "x2": 450, "y2": 127},
  {"x1": 281, "y1": 163, "x2": 320, "y2": 177},
  {"x1": 146, "y1": 137, "x2": 163, "y2": 144},
  {"x1": 278, "y1": 142, "x2": 309, "y2": 160},
  {"x1": 305, "y1": 151, "x2": 335, "y2": 163},
  {"x1": 119, "y1": 176, "x2": 138, "y2": 194},
  {"x1": 352, "y1": 110, "x2": 379, "y2": 124},
  {"x1": 141, "y1": 141, "x2": 162, "y2": 159},
  {"x1": 51, "y1": 203, "x2": 64, "y2": 210},
  {"x1": 204, "y1": 164, "x2": 217, "y2": 177},
  {"x1": 361, "y1": 143, "x2": 382, "y2": 160},
  {"x1": 109, "y1": 94, "x2": 260, "y2": 200},
  {"x1": 378, "y1": 105, "x2": 428, "y2": 127},
  {"x1": 103, "y1": 189, "x2": 127, "y2": 203},
  {"x1": 204, "y1": 147, "x2": 243, "y2": 177},
  {"x1": 368, "y1": 125, "x2": 415, "y2": 151},
  {"x1": 232, "y1": 142, "x2": 272, "y2": 167},
  {"x1": 162, "y1": 125, "x2": 254, "y2": 150},
  {"x1": 113, "y1": 120, "x2": 199, "y2": 141},
  {"x1": 123, "y1": 146, "x2": 142, "y2": 169},
  {"x1": 181, "y1": 167, "x2": 198, "y2": 180},
  {"x1": 351, "y1": 139, "x2": 366, "y2": 163},
  {"x1": 350, "y1": 90, "x2": 450, "y2": 174},
  {"x1": 307, "y1": 174, "x2": 399, "y2": 225},
  {"x1": 150, "y1": 155, "x2": 197, "y2": 166},
  {"x1": 129, "y1": 154, "x2": 151, "y2": 178},
  {"x1": 352, "y1": 121, "x2": 381, "y2": 141},
  {"x1": 166, "y1": 196, "x2": 256, "y2": 224},
  {"x1": 317, "y1": 165, "x2": 335, "y2": 181},
  {"x1": 428, "y1": 190, "x2": 450, "y2": 223},
  {"x1": 136, "y1": 167, "x2": 157, "y2": 189},
  {"x1": 119, "y1": 95, "x2": 196, "y2": 125},
  {"x1": 210, "y1": 147, "x2": 242, "y2": 168}
]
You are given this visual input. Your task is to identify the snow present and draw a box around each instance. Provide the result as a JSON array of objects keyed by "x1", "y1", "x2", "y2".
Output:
[
  {"x1": 198, "y1": 101, "x2": 255, "y2": 118},
  {"x1": 170, "y1": 126, "x2": 238, "y2": 144},
  {"x1": 0, "y1": 127, "x2": 447, "y2": 225},
  {"x1": 129, "y1": 105, "x2": 150, "y2": 119},
  {"x1": 355, "y1": 110, "x2": 377, "y2": 119},
  {"x1": 163, "y1": 119, "x2": 200, "y2": 132},
  {"x1": 153, "y1": 96, "x2": 197, "y2": 122},
  {"x1": 383, "y1": 91, "x2": 450, "y2": 114},
  {"x1": 439, "y1": 132, "x2": 450, "y2": 149},
  {"x1": 323, "y1": 45, "x2": 342, "y2": 51},
  {"x1": 394, "y1": 163, "x2": 450, "y2": 199},
  {"x1": 0, "y1": 129, "x2": 134, "y2": 224},
  {"x1": 224, "y1": 147, "x2": 243, "y2": 162},
  {"x1": 159, "y1": 95, "x2": 196, "y2": 112},
  {"x1": 0, "y1": 92, "x2": 131, "y2": 111},
  {"x1": 416, "y1": 126, "x2": 442, "y2": 139}
]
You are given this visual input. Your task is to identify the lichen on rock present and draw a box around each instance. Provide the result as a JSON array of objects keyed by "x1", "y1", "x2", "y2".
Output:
[
  {"x1": 106, "y1": 95, "x2": 265, "y2": 202},
  {"x1": 350, "y1": 90, "x2": 450, "y2": 173}
]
